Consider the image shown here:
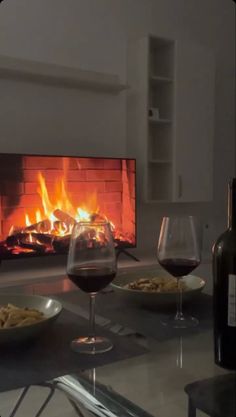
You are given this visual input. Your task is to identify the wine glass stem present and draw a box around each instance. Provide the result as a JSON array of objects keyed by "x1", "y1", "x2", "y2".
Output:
[
  {"x1": 175, "y1": 278, "x2": 184, "y2": 321},
  {"x1": 89, "y1": 293, "x2": 96, "y2": 341}
]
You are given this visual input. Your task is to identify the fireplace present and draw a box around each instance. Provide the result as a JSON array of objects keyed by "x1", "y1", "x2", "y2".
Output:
[{"x1": 0, "y1": 154, "x2": 136, "y2": 259}]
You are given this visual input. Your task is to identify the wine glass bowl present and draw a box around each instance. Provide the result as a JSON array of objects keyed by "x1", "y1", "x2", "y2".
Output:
[
  {"x1": 157, "y1": 216, "x2": 201, "y2": 328},
  {"x1": 67, "y1": 221, "x2": 117, "y2": 354}
]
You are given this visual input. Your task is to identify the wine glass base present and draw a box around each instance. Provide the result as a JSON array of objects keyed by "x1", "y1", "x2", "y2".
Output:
[
  {"x1": 161, "y1": 314, "x2": 199, "y2": 329},
  {"x1": 71, "y1": 336, "x2": 113, "y2": 354}
]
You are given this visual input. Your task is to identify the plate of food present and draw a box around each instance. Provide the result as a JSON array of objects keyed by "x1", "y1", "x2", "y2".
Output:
[
  {"x1": 0, "y1": 294, "x2": 62, "y2": 344},
  {"x1": 111, "y1": 269, "x2": 205, "y2": 309}
]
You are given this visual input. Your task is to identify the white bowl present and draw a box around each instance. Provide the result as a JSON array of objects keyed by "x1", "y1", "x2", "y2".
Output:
[
  {"x1": 111, "y1": 270, "x2": 205, "y2": 309},
  {"x1": 0, "y1": 294, "x2": 62, "y2": 344}
]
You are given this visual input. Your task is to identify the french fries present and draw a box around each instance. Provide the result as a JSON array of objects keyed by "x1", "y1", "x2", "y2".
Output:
[
  {"x1": 0, "y1": 304, "x2": 45, "y2": 329},
  {"x1": 124, "y1": 276, "x2": 188, "y2": 293}
]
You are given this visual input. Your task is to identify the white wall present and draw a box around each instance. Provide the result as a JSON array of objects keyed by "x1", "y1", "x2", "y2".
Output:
[
  {"x1": 0, "y1": 79, "x2": 126, "y2": 156},
  {"x1": 0, "y1": 0, "x2": 235, "y2": 267}
]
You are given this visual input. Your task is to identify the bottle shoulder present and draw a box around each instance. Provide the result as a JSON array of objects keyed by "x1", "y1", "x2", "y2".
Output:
[{"x1": 213, "y1": 229, "x2": 236, "y2": 254}]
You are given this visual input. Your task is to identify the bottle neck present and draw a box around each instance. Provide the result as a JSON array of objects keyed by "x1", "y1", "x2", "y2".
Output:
[{"x1": 228, "y1": 179, "x2": 236, "y2": 230}]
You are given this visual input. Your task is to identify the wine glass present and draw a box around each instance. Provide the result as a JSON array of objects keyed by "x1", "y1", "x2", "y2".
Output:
[
  {"x1": 67, "y1": 221, "x2": 117, "y2": 354},
  {"x1": 157, "y1": 216, "x2": 201, "y2": 328}
]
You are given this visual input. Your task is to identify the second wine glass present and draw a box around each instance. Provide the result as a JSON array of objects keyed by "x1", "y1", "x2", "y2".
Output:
[
  {"x1": 157, "y1": 216, "x2": 201, "y2": 328},
  {"x1": 67, "y1": 221, "x2": 117, "y2": 354}
]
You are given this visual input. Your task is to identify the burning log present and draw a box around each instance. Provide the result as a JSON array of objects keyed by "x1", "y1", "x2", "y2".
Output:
[
  {"x1": 90, "y1": 213, "x2": 107, "y2": 222},
  {"x1": 53, "y1": 209, "x2": 76, "y2": 227},
  {"x1": 19, "y1": 242, "x2": 46, "y2": 254},
  {"x1": 52, "y1": 235, "x2": 71, "y2": 253},
  {"x1": 6, "y1": 233, "x2": 29, "y2": 247},
  {"x1": 31, "y1": 233, "x2": 53, "y2": 246},
  {"x1": 0, "y1": 242, "x2": 10, "y2": 257},
  {"x1": 52, "y1": 220, "x2": 69, "y2": 235},
  {"x1": 6, "y1": 232, "x2": 51, "y2": 251},
  {"x1": 6, "y1": 233, "x2": 47, "y2": 254},
  {"x1": 25, "y1": 219, "x2": 51, "y2": 233}
]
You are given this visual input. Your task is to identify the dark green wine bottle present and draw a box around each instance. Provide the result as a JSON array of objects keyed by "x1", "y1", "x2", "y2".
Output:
[{"x1": 213, "y1": 178, "x2": 236, "y2": 370}]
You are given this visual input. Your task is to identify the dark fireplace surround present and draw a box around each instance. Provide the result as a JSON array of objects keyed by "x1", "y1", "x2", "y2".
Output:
[{"x1": 0, "y1": 154, "x2": 136, "y2": 259}]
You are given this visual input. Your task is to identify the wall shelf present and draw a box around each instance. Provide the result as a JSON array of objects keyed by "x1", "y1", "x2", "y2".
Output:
[
  {"x1": 149, "y1": 159, "x2": 172, "y2": 164},
  {"x1": 146, "y1": 199, "x2": 171, "y2": 203},
  {"x1": 127, "y1": 35, "x2": 175, "y2": 202},
  {"x1": 0, "y1": 55, "x2": 127, "y2": 94},
  {"x1": 149, "y1": 118, "x2": 172, "y2": 124},
  {"x1": 149, "y1": 75, "x2": 173, "y2": 84},
  {"x1": 127, "y1": 34, "x2": 214, "y2": 203}
]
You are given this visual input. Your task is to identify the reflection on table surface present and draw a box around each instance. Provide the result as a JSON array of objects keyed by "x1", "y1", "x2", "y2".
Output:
[
  {"x1": 0, "y1": 330, "x2": 231, "y2": 417},
  {"x1": 0, "y1": 371, "x2": 154, "y2": 417}
]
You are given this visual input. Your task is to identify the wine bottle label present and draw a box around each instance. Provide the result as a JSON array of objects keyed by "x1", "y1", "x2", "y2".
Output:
[{"x1": 228, "y1": 274, "x2": 236, "y2": 327}]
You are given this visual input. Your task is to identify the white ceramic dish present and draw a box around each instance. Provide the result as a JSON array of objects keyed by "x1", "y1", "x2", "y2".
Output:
[
  {"x1": 0, "y1": 294, "x2": 62, "y2": 344},
  {"x1": 111, "y1": 271, "x2": 205, "y2": 309}
]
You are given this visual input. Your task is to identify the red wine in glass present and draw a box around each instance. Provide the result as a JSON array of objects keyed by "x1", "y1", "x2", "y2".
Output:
[
  {"x1": 67, "y1": 221, "x2": 117, "y2": 354},
  {"x1": 157, "y1": 216, "x2": 201, "y2": 328},
  {"x1": 159, "y1": 258, "x2": 200, "y2": 278},
  {"x1": 68, "y1": 266, "x2": 116, "y2": 293}
]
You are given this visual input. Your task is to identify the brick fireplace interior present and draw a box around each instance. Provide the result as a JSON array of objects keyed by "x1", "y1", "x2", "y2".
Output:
[{"x1": 0, "y1": 154, "x2": 136, "y2": 259}]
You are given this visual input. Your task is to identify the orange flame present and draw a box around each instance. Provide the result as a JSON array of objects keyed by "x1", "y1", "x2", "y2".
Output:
[
  {"x1": 37, "y1": 173, "x2": 55, "y2": 220},
  {"x1": 23, "y1": 172, "x2": 101, "y2": 237},
  {"x1": 36, "y1": 210, "x2": 42, "y2": 223},
  {"x1": 25, "y1": 214, "x2": 31, "y2": 227}
]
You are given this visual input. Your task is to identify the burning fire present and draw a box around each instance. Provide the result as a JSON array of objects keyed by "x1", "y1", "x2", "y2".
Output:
[
  {"x1": 2, "y1": 167, "x2": 134, "y2": 257},
  {"x1": 22, "y1": 172, "x2": 103, "y2": 237}
]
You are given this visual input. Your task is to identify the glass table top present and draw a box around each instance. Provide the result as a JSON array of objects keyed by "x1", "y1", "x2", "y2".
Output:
[{"x1": 0, "y1": 263, "x2": 234, "y2": 417}]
